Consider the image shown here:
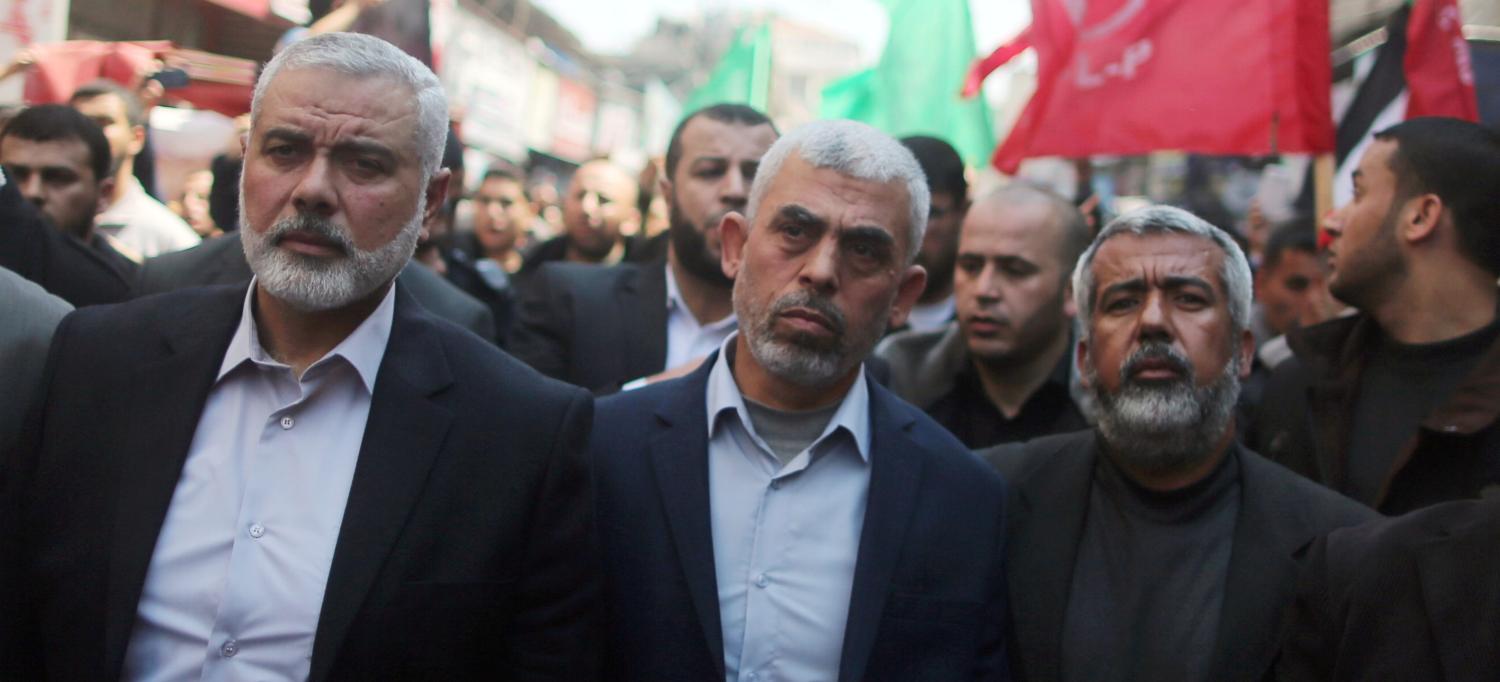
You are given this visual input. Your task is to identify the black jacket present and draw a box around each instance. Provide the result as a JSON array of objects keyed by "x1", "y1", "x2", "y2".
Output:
[
  {"x1": 0, "y1": 283, "x2": 600, "y2": 680},
  {"x1": 0, "y1": 168, "x2": 134, "y2": 307},
  {"x1": 981, "y1": 431, "x2": 1375, "y2": 682}
]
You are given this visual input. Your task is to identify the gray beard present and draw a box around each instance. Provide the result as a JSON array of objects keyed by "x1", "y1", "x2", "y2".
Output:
[
  {"x1": 240, "y1": 202, "x2": 421, "y2": 312},
  {"x1": 1086, "y1": 349, "x2": 1242, "y2": 476},
  {"x1": 734, "y1": 278, "x2": 889, "y2": 390}
]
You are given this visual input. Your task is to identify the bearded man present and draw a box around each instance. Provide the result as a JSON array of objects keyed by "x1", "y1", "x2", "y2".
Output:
[
  {"x1": 1, "y1": 33, "x2": 601, "y2": 679},
  {"x1": 590, "y1": 120, "x2": 1011, "y2": 681},
  {"x1": 980, "y1": 205, "x2": 1373, "y2": 682}
]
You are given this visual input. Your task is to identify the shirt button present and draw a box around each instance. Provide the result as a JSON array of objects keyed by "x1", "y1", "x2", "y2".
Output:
[
  {"x1": 249, "y1": 523, "x2": 265, "y2": 539},
  {"x1": 280, "y1": 415, "x2": 295, "y2": 430},
  {"x1": 755, "y1": 573, "x2": 769, "y2": 588},
  {"x1": 221, "y1": 639, "x2": 239, "y2": 657}
]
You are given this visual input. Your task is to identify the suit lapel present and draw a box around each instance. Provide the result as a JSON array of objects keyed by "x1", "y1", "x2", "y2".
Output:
[
  {"x1": 1416, "y1": 509, "x2": 1500, "y2": 680},
  {"x1": 309, "y1": 288, "x2": 454, "y2": 682},
  {"x1": 622, "y1": 263, "x2": 669, "y2": 376},
  {"x1": 647, "y1": 357, "x2": 725, "y2": 676},
  {"x1": 1208, "y1": 448, "x2": 1303, "y2": 681},
  {"x1": 103, "y1": 286, "x2": 247, "y2": 677},
  {"x1": 1005, "y1": 434, "x2": 1096, "y2": 682},
  {"x1": 837, "y1": 382, "x2": 923, "y2": 682}
]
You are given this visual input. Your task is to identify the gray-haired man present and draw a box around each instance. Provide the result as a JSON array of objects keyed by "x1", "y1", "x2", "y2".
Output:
[
  {"x1": 2, "y1": 33, "x2": 599, "y2": 680},
  {"x1": 981, "y1": 206, "x2": 1373, "y2": 682},
  {"x1": 591, "y1": 119, "x2": 1010, "y2": 681}
]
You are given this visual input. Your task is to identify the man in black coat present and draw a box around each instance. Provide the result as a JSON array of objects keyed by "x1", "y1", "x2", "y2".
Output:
[
  {"x1": 509, "y1": 103, "x2": 777, "y2": 393},
  {"x1": 982, "y1": 206, "x2": 1374, "y2": 682},
  {"x1": 1277, "y1": 497, "x2": 1500, "y2": 681},
  {"x1": 0, "y1": 33, "x2": 598, "y2": 680}
]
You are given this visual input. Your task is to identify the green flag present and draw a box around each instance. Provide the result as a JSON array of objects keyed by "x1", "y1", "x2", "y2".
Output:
[
  {"x1": 682, "y1": 23, "x2": 772, "y2": 115},
  {"x1": 819, "y1": 0, "x2": 995, "y2": 166}
]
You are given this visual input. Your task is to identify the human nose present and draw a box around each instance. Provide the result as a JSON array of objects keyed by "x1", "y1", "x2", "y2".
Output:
[
  {"x1": 1137, "y1": 291, "x2": 1172, "y2": 340},
  {"x1": 798, "y1": 238, "x2": 840, "y2": 294},
  {"x1": 974, "y1": 263, "x2": 1001, "y2": 302},
  {"x1": 722, "y1": 169, "x2": 748, "y2": 210},
  {"x1": 16, "y1": 173, "x2": 43, "y2": 204},
  {"x1": 1322, "y1": 207, "x2": 1345, "y2": 239},
  {"x1": 290, "y1": 153, "x2": 337, "y2": 216},
  {"x1": 581, "y1": 192, "x2": 602, "y2": 222}
]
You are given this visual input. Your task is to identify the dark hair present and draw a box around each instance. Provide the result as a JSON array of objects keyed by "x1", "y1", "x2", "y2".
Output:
[
  {"x1": 1374, "y1": 117, "x2": 1500, "y2": 274},
  {"x1": 441, "y1": 126, "x2": 465, "y2": 171},
  {"x1": 1261, "y1": 220, "x2": 1317, "y2": 272},
  {"x1": 1, "y1": 104, "x2": 112, "y2": 182},
  {"x1": 900, "y1": 135, "x2": 967, "y2": 204},
  {"x1": 69, "y1": 79, "x2": 145, "y2": 128},
  {"x1": 480, "y1": 163, "x2": 527, "y2": 197},
  {"x1": 664, "y1": 103, "x2": 776, "y2": 179}
]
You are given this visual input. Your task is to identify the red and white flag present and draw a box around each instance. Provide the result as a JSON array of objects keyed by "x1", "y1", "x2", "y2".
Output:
[
  {"x1": 973, "y1": 0, "x2": 1335, "y2": 173},
  {"x1": 1404, "y1": 0, "x2": 1479, "y2": 120}
]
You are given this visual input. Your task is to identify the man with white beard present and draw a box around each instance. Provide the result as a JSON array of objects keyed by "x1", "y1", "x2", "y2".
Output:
[
  {"x1": 980, "y1": 206, "x2": 1373, "y2": 682},
  {"x1": 1, "y1": 33, "x2": 601, "y2": 679}
]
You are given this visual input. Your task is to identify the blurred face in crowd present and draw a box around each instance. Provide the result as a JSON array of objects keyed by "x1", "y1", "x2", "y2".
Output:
[
  {"x1": 472, "y1": 174, "x2": 530, "y2": 258},
  {"x1": 1255, "y1": 246, "x2": 1326, "y2": 336},
  {"x1": 1, "y1": 135, "x2": 111, "y2": 238},
  {"x1": 562, "y1": 160, "x2": 638, "y2": 260},
  {"x1": 722, "y1": 153, "x2": 927, "y2": 388},
  {"x1": 177, "y1": 169, "x2": 219, "y2": 237},
  {"x1": 917, "y1": 189, "x2": 966, "y2": 298},
  {"x1": 1324, "y1": 139, "x2": 1406, "y2": 309},
  {"x1": 955, "y1": 198, "x2": 1073, "y2": 368},
  {"x1": 663, "y1": 115, "x2": 778, "y2": 287},
  {"x1": 239, "y1": 67, "x2": 447, "y2": 311},
  {"x1": 1080, "y1": 231, "x2": 1253, "y2": 473},
  {"x1": 71, "y1": 93, "x2": 142, "y2": 172}
]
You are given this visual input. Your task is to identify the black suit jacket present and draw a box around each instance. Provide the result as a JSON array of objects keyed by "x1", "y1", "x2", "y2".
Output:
[
  {"x1": 137, "y1": 234, "x2": 499, "y2": 343},
  {"x1": 592, "y1": 355, "x2": 1010, "y2": 681},
  {"x1": 981, "y1": 431, "x2": 1375, "y2": 682},
  {"x1": 510, "y1": 260, "x2": 670, "y2": 393},
  {"x1": 0, "y1": 167, "x2": 134, "y2": 307},
  {"x1": 1277, "y1": 496, "x2": 1500, "y2": 681},
  {"x1": 0, "y1": 284, "x2": 601, "y2": 680}
]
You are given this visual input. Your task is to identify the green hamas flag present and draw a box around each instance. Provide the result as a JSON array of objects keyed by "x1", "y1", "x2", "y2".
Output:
[
  {"x1": 683, "y1": 23, "x2": 772, "y2": 115},
  {"x1": 820, "y1": 0, "x2": 995, "y2": 166}
]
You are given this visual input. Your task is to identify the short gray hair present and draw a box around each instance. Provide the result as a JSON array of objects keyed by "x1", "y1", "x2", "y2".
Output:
[
  {"x1": 747, "y1": 119, "x2": 930, "y2": 265},
  {"x1": 252, "y1": 32, "x2": 448, "y2": 180},
  {"x1": 1072, "y1": 205, "x2": 1253, "y2": 334}
]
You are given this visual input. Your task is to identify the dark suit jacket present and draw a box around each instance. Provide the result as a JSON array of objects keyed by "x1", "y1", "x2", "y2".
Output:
[
  {"x1": 592, "y1": 355, "x2": 1010, "y2": 681},
  {"x1": 981, "y1": 431, "x2": 1375, "y2": 682},
  {"x1": 1277, "y1": 496, "x2": 1500, "y2": 681},
  {"x1": 510, "y1": 260, "x2": 670, "y2": 393},
  {"x1": 0, "y1": 284, "x2": 601, "y2": 680},
  {"x1": 137, "y1": 233, "x2": 499, "y2": 343},
  {"x1": 0, "y1": 168, "x2": 134, "y2": 307}
]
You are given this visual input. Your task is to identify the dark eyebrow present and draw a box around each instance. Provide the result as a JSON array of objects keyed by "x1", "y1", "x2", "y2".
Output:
[
  {"x1": 262, "y1": 127, "x2": 311, "y2": 146},
  {"x1": 775, "y1": 204, "x2": 828, "y2": 230},
  {"x1": 1098, "y1": 278, "x2": 1147, "y2": 303},
  {"x1": 840, "y1": 225, "x2": 896, "y2": 248},
  {"x1": 333, "y1": 139, "x2": 397, "y2": 164},
  {"x1": 1163, "y1": 275, "x2": 1216, "y2": 296}
]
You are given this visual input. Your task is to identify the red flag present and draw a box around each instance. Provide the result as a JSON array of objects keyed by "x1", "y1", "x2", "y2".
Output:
[
  {"x1": 23, "y1": 41, "x2": 256, "y2": 117},
  {"x1": 990, "y1": 0, "x2": 1334, "y2": 173},
  {"x1": 1404, "y1": 0, "x2": 1479, "y2": 121},
  {"x1": 961, "y1": 28, "x2": 1030, "y2": 98}
]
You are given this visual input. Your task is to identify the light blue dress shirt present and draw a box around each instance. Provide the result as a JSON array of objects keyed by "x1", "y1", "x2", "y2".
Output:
[
  {"x1": 122, "y1": 281, "x2": 395, "y2": 681},
  {"x1": 665, "y1": 264, "x2": 738, "y2": 371},
  {"x1": 706, "y1": 334, "x2": 872, "y2": 682}
]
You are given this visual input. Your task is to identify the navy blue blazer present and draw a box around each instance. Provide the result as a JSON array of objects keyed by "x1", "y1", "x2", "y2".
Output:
[
  {"x1": 592, "y1": 353, "x2": 1011, "y2": 681},
  {"x1": 1, "y1": 283, "x2": 601, "y2": 681}
]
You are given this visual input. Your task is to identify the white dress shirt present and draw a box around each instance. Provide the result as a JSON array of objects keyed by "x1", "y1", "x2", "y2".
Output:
[
  {"x1": 706, "y1": 335, "x2": 872, "y2": 682},
  {"x1": 122, "y1": 281, "x2": 395, "y2": 681},
  {"x1": 665, "y1": 264, "x2": 738, "y2": 370},
  {"x1": 96, "y1": 176, "x2": 201, "y2": 260},
  {"x1": 904, "y1": 295, "x2": 955, "y2": 333}
]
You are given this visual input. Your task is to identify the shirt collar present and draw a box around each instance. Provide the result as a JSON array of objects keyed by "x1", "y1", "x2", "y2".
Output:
[
  {"x1": 665, "y1": 264, "x2": 737, "y2": 330},
  {"x1": 218, "y1": 278, "x2": 397, "y2": 392},
  {"x1": 705, "y1": 332, "x2": 872, "y2": 462}
]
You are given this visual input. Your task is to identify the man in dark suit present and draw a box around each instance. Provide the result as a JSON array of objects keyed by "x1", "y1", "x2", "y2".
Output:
[
  {"x1": 1277, "y1": 496, "x2": 1500, "y2": 681},
  {"x1": 138, "y1": 232, "x2": 498, "y2": 344},
  {"x1": 0, "y1": 107, "x2": 135, "y2": 306},
  {"x1": 593, "y1": 120, "x2": 1008, "y2": 681},
  {"x1": 0, "y1": 33, "x2": 598, "y2": 680},
  {"x1": 510, "y1": 103, "x2": 778, "y2": 393},
  {"x1": 981, "y1": 206, "x2": 1374, "y2": 682}
]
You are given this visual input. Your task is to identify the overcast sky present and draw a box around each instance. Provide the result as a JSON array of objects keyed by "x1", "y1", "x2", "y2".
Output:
[{"x1": 529, "y1": 0, "x2": 1032, "y2": 65}]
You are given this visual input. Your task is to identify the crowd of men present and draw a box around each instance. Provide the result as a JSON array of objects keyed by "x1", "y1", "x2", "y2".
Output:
[{"x1": 2, "y1": 30, "x2": 1499, "y2": 681}]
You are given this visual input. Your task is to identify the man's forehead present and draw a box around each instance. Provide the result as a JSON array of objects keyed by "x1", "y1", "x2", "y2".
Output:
[
  {"x1": 681, "y1": 117, "x2": 776, "y2": 158},
  {"x1": 1, "y1": 136, "x2": 90, "y2": 168},
  {"x1": 1092, "y1": 232, "x2": 1223, "y2": 282},
  {"x1": 961, "y1": 201, "x2": 1056, "y2": 251},
  {"x1": 257, "y1": 68, "x2": 415, "y2": 129},
  {"x1": 761, "y1": 157, "x2": 907, "y2": 228}
]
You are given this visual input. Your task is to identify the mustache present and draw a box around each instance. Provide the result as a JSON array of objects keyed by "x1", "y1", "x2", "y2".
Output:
[
  {"x1": 769, "y1": 289, "x2": 846, "y2": 336},
  {"x1": 1120, "y1": 341, "x2": 1193, "y2": 382},
  {"x1": 269, "y1": 214, "x2": 352, "y2": 255}
]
